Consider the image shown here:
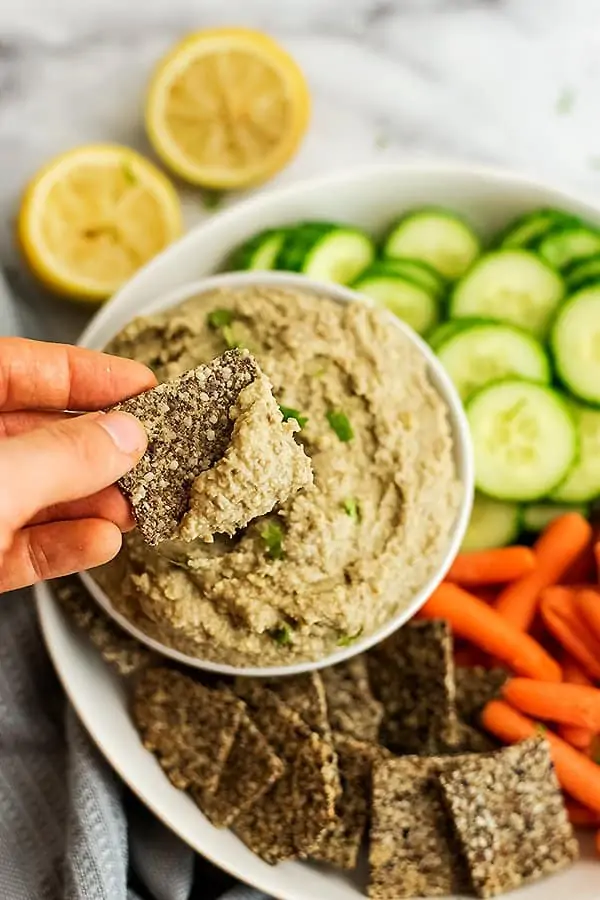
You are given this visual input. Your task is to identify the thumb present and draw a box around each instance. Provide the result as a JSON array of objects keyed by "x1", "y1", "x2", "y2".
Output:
[{"x1": 0, "y1": 410, "x2": 147, "y2": 551}]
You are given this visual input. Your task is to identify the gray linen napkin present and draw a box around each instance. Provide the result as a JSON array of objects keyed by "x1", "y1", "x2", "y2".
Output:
[{"x1": 0, "y1": 270, "x2": 268, "y2": 900}]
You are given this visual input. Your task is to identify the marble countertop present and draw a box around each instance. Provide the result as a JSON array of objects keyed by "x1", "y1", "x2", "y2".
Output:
[{"x1": 2, "y1": 0, "x2": 600, "y2": 338}]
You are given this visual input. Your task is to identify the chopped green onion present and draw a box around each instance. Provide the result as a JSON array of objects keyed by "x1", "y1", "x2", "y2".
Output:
[
  {"x1": 279, "y1": 405, "x2": 308, "y2": 429},
  {"x1": 342, "y1": 498, "x2": 361, "y2": 521},
  {"x1": 121, "y1": 161, "x2": 137, "y2": 184},
  {"x1": 337, "y1": 627, "x2": 364, "y2": 647},
  {"x1": 201, "y1": 189, "x2": 224, "y2": 210},
  {"x1": 535, "y1": 723, "x2": 547, "y2": 734},
  {"x1": 327, "y1": 409, "x2": 354, "y2": 442},
  {"x1": 222, "y1": 324, "x2": 242, "y2": 349},
  {"x1": 269, "y1": 624, "x2": 292, "y2": 646},
  {"x1": 260, "y1": 521, "x2": 285, "y2": 560},
  {"x1": 207, "y1": 308, "x2": 234, "y2": 329}
]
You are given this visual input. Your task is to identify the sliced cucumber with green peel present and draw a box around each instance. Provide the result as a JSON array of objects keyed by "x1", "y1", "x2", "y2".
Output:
[
  {"x1": 437, "y1": 323, "x2": 550, "y2": 401},
  {"x1": 383, "y1": 209, "x2": 480, "y2": 280},
  {"x1": 462, "y1": 494, "x2": 522, "y2": 551},
  {"x1": 450, "y1": 250, "x2": 565, "y2": 339},
  {"x1": 375, "y1": 257, "x2": 446, "y2": 297},
  {"x1": 550, "y1": 402, "x2": 600, "y2": 502},
  {"x1": 498, "y1": 208, "x2": 581, "y2": 249},
  {"x1": 522, "y1": 502, "x2": 589, "y2": 533},
  {"x1": 565, "y1": 253, "x2": 600, "y2": 292},
  {"x1": 276, "y1": 224, "x2": 375, "y2": 285},
  {"x1": 551, "y1": 287, "x2": 600, "y2": 404},
  {"x1": 467, "y1": 380, "x2": 577, "y2": 502},
  {"x1": 353, "y1": 272, "x2": 439, "y2": 334},
  {"x1": 428, "y1": 320, "x2": 469, "y2": 351},
  {"x1": 230, "y1": 228, "x2": 287, "y2": 270},
  {"x1": 538, "y1": 227, "x2": 600, "y2": 270}
]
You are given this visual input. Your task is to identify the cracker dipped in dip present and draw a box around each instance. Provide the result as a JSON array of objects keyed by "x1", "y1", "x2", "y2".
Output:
[{"x1": 94, "y1": 284, "x2": 460, "y2": 667}]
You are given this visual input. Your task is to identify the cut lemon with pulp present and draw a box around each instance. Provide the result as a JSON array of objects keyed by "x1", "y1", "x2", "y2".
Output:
[
  {"x1": 18, "y1": 144, "x2": 183, "y2": 302},
  {"x1": 146, "y1": 28, "x2": 310, "y2": 189}
]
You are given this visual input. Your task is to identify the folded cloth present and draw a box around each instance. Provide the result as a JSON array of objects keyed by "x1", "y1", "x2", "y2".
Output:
[{"x1": 0, "y1": 273, "x2": 269, "y2": 900}]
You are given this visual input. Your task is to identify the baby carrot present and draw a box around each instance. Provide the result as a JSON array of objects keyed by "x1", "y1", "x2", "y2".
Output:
[
  {"x1": 577, "y1": 589, "x2": 600, "y2": 647},
  {"x1": 420, "y1": 584, "x2": 561, "y2": 682},
  {"x1": 565, "y1": 800, "x2": 600, "y2": 827},
  {"x1": 559, "y1": 725, "x2": 593, "y2": 751},
  {"x1": 540, "y1": 587, "x2": 600, "y2": 680},
  {"x1": 482, "y1": 700, "x2": 600, "y2": 812},
  {"x1": 502, "y1": 678, "x2": 600, "y2": 730},
  {"x1": 495, "y1": 513, "x2": 592, "y2": 631},
  {"x1": 446, "y1": 547, "x2": 536, "y2": 587},
  {"x1": 563, "y1": 541, "x2": 596, "y2": 585},
  {"x1": 595, "y1": 543, "x2": 600, "y2": 582}
]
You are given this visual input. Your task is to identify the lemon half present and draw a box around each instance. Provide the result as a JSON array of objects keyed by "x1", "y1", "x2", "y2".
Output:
[
  {"x1": 18, "y1": 144, "x2": 183, "y2": 302},
  {"x1": 145, "y1": 28, "x2": 310, "y2": 190}
]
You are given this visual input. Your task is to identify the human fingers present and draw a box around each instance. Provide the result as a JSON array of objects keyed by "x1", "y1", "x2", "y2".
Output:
[
  {"x1": 29, "y1": 485, "x2": 135, "y2": 531},
  {"x1": 0, "y1": 519, "x2": 122, "y2": 592},
  {"x1": 0, "y1": 410, "x2": 146, "y2": 553},
  {"x1": 0, "y1": 409, "x2": 69, "y2": 439},
  {"x1": 0, "y1": 337, "x2": 156, "y2": 412}
]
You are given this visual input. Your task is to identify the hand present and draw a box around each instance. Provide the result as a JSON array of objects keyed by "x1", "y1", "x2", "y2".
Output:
[{"x1": 0, "y1": 337, "x2": 156, "y2": 592}]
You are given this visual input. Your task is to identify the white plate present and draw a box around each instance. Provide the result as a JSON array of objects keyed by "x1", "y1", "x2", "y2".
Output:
[{"x1": 36, "y1": 162, "x2": 600, "y2": 899}]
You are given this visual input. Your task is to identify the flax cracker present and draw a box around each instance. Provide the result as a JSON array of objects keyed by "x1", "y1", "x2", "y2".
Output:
[
  {"x1": 369, "y1": 754, "x2": 471, "y2": 899},
  {"x1": 322, "y1": 656, "x2": 383, "y2": 743},
  {"x1": 115, "y1": 349, "x2": 259, "y2": 545},
  {"x1": 455, "y1": 666, "x2": 508, "y2": 725},
  {"x1": 367, "y1": 620, "x2": 459, "y2": 753},
  {"x1": 52, "y1": 576, "x2": 156, "y2": 676},
  {"x1": 233, "y1": 682, "x2": 336, "y2": 864},
  {"x1": 439, "y1": 738, "x2": 579, "y2": 898},
  {"x1": 133, "y1": 668, "x2": 242, "y2": 793}
]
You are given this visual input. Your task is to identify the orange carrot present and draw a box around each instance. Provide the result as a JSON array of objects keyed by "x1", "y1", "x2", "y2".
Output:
[
  {"x1": 446, "y1": 547, "x2": 536, "y2": 586},
  {"x1": 595, "y1": 542, "x2": 600, "y2": 582},
  {"x1": 540, "y1": 587, "x2": 600, "y2": 680},
  {"x1": 577, "y1": 589, "x2": 600, "y2": 647},
  {"x1": 559, "y1": 724, "x2": 593, "y2": 750},
  {"x1": 596, "y1": 829, "x2": 600, "y2": 856},
  {"x1": 565, "y1": 800, "x2": 600, "y2": 827},
  {"x1": 481, "y1": 700, "x2": 600, "y2": 811},
  {"x1": 454, "y1": 647, "x2": 490, "y2": 668},
  {"x1": 419, "y1": 584, "x2": 561, "y2": 682},
  {"x1": 495, "y1": 513, "x2": 592, "y2": 631},
  {"x1": 563, "y1": 541, "x2": 596, "y2": 584},
  {"x1": 502, "y1": 678, "x2": 600, "y2": 730}
]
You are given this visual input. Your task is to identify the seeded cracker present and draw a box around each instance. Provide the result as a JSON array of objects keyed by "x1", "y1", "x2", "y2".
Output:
[
  {"x1": 313, "y1": 734, "x2": 390, "y2": 870},
  {"x1": 114, "y1": 349, "x2": 259, "y2": 545},
  {"x1": 439, "y1": 738, "x2": 579, "y2": 898},
  {"x1": 367, "y1": 620, "x2": 459, "y2": 753},
  {"x1": 52, "y1": 576, "x2": 156, "y2": 676},
  {"x1": 455, "y1": 666, "x2": 508, "y2": 725},
  {"x1": 321, "y1": 656, "x2": 383, "y2": 743},
  {"x1": 133, "y1": 668, "x2": 242, "y2": 793},
  {"x1": 369, "y1": 754, "x2": 471, "y2": 899},
  {"x1": 193, "y1": 712, "x2": 284, "y2": 829},
  {"x1": 233, "y1": 682, "x2": 336, "y2": 863},
  {"x1": 263, "y1": 672, "x2": 331, "y2": 739}
]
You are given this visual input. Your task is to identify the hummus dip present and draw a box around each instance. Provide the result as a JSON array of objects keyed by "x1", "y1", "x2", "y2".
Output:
[{"x1": 94, "y1": 284, "x2": 460, "y2": 667}]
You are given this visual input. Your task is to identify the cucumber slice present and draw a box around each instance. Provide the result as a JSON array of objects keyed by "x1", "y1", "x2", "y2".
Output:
[
  {"x1": 522, "y1": 502, "x2": 589, "y2": 533},
  {"x1": 383, "y1": 209, "x2": 480, "y2": 280},
  {"x1": 374, "y1": 257, "x2": 446, "y2": 297},
  {"x1": 450, "y1": 250, "x2": 565, "y2": 339},
  {"x1": 437, "y1": 323, "x2": 550, "y2": 401},
  {"x1": 230, "y1": 228, "x2": 287, "y2": 270},
  {"x1": 550, "y1": 402, "x2": 600, "y2": 503},
  {"x1": 538, "y1": 227, "x2": 600, "y2": 271},
  {"x1": 551, "y1": 287, "x2": 600, "y2": 404},
  {"x1": 276, "y1": 225, "x2": 375, "y2": 285},
  {"x1": 467, "y1": 380, "x2": 577, "y2": 502},
  {"x1": 353, "y1": 273, "x2": 439, "y2": 334},
  {"x1": 427, "y1": 317, "x2": 490, "y2": 351},
  {"x1": 498, "y1": 208, "x2": 581, "y2": 249},
  {"x1": 462, "y1": 494, "x2": 522, "y2": 551},
  {"x1": 565, "y1": 253, "x2": 600, "y2": 292}
]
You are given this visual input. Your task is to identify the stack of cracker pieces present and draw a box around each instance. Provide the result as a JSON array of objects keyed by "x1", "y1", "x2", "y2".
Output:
[{"x1": 55, "y1": 579, "x2": 579, "y2": 899}]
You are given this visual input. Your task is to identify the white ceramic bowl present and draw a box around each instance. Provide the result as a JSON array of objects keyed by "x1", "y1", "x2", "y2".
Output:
[
  {"x1": 79, "y1": 269, "x2": 473, "y2": 677},
  {"x1": 36, "y1": 163, "x2": 600, "y2": 900}
]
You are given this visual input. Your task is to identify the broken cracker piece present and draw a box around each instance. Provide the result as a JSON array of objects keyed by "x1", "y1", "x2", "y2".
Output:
[
  {"x1": 233, "y1": 682, "x2": 337, "y2": 864},
  {"x1": 263, "y1": 672, "x2": 331, "y2": 740},
  {"x1": 52, "y1": 576, "x2": 156, "y2": 676},
  {"x1": 367, "y1": 620, "x2": 459, "y2": 754},
  {"x1": 115, "y1": 350, "x2": 259, "y2": 545},
  {"x1": 369, "y1": 753, "x2": 472, "y2": 899},
  {"x1": 455, "y1": 666, "x2": 508, "y2": 725},
  {"x1": 322, "y1": 656, "x2": 383, "y2": 743},
  {"x1": 439, "y1": 737, "x2": 578, "y2": 898},
  {"x1": 133, "y1": 668, "x2": 242, "y2": 793}
]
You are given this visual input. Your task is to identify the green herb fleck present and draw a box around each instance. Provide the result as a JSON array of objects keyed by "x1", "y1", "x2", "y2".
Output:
[
  {"x1": 269, "y1": 624, "x2": 292, "y2": 646},
  {"x1": 337, "y1": 627, "x2": 364, "y2": 647},
  {"x1": 327, "y1": 409, "x2": 354, "y2": 442},
  {"x1": 222, "y1": 324, "x2": 243, "y2": 349},
  {"x1": 342, "y1": 497, "x2": 361, "y2": 521},
  {"x1": 279, "y1": 405, "x2": 308, "y2": 429},
  {"x1": 260, "y1": 521, "x2": 285, "y2": 560},
  {"x1": 535, "y1": 722, "x2": 547, "y2": 734},
  {"x1": 556, "y1": 87, "x2": 576, "y2": 115},
  {"x1": 207, "y1": 308, "x2": 234, "y2": 329},
  {"x1": 201, "y1": 190, "x2": 224, "y2": 210},
  {"x1": 121, "y1": 161, "x2": 137, "y2": 184}
]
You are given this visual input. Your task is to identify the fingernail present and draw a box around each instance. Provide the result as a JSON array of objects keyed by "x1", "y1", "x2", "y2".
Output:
[{"x1": 99, "y1": 411, "x2": 147, "y2": 455}]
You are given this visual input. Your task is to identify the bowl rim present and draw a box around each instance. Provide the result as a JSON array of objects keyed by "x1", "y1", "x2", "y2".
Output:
[{"x1": 79, "y1": 269, "x2": 474, "y2": 677}]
